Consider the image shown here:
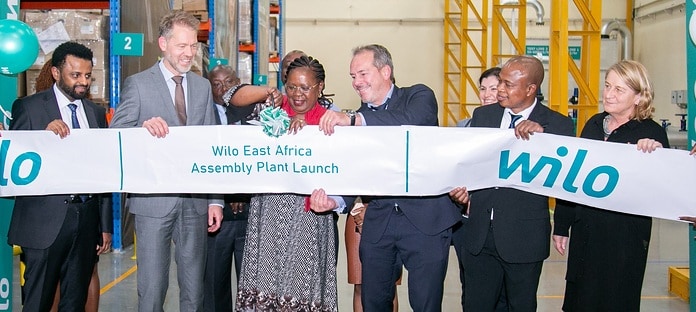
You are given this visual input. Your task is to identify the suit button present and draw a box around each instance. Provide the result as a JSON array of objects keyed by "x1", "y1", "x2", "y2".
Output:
[{"x1": 64, "y1": 200, "x2": 69, "y2": 204}]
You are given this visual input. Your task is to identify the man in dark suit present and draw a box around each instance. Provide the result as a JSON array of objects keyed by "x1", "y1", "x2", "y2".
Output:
[
  {"x1": 7, "y1": 41, "x2": 110, "y2": 311},
  {"x1": 450, "y1": 55, "x2": 575, "y2": 311},
  {"x1": 109, "y1": 11, "x2": 224, "y2": 312},
  {"x1": 314, "y1": 44, "x2": 461, "y2": 311}
]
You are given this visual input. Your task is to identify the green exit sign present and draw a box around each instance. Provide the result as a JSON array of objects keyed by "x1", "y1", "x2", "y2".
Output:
[
  {"x1": 113, "y1": 33, "x2": 144, "y2": 56},
  {"x1": 525, "y1": 45, "x2": 581, "y2": 60}
]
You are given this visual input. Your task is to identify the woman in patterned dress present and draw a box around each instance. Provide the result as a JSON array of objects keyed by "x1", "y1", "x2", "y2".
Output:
[{"x1": 236, "y1": 55, "x2": 342, "y2": 312}]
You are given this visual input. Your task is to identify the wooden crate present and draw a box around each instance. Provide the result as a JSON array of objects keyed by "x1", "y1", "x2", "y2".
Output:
[{"x1": 668, "y1": 266, "x2": 690, "y2": 302}]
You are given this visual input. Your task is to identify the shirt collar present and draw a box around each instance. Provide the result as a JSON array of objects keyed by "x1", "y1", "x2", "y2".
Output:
[
  {"x1": 53, "y1": 84, "x2": 82, "y2": 108},
  {"x1": 367, "y1": 84, "x2": 395, "y2": 109}
]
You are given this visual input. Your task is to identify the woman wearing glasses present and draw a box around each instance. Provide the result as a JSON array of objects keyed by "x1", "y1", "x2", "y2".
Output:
[{"x1": 236, "y1": 55, "x2": 344, "y2": 312}]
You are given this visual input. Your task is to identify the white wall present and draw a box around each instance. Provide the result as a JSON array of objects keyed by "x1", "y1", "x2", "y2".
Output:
[
  {"x1": 285, "y1": 0, "x2": 443, "y2": 110},
  {"x1": 284, "y1": 0, "x2": 686, "y2": 129}
]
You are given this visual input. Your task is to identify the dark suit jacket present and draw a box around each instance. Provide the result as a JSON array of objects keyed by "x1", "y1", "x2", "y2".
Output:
[
  {"x1": 7, "y1": 88, "x2": 111, "y2": 249},
  {"x1": 352, "y1": 84, "x2": 461, "y2": 243},
  {"x1": 466, "y1": 102, "x2": 575, "y2": 263}
]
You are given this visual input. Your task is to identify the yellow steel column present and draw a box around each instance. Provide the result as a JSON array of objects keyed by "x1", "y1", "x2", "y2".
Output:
[
  {"x1": 549, "y1": 0, "x2": 569, "y2": 121},
  {"x1": 492, "y1": 0, "x2": 526, "y2": 67},
  {"x1": 549, "y1": 0, "x2": 601, "y2": 133},
  {"x1": 443, "y1": 0, "x2": 487, "y2": 126}
]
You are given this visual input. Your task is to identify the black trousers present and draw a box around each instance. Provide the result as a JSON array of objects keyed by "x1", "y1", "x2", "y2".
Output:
[{"x1": 21, "y1": 199, "x2": 99, "y2": 312}]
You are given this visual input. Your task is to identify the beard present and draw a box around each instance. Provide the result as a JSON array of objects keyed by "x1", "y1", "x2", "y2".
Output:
[{"x1": 57, "y1": 79, "x2": 89, "y2": 100}]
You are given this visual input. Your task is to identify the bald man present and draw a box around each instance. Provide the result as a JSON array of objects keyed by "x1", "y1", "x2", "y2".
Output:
[{"x1": 449, "y1": 55, "x2": 575, "y2": 311}]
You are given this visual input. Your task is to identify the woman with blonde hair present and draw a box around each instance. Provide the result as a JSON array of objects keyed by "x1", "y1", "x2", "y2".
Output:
[{"x1": 552, "y1": 60, "x2": 669, "y2": 311}]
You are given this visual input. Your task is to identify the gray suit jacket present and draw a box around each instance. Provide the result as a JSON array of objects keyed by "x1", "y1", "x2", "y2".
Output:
[{"x1": 110, "y1": 63, "x2": 223, "y2": 217}]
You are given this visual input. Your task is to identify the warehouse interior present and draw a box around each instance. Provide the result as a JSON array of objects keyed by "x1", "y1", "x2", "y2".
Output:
[{"x1": 1, "y1": 0, "x2": 695, "y2": 311}]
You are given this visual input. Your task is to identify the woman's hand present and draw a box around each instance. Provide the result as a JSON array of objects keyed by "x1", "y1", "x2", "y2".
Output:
[
  {"x1": 288, "y1": 117, "x2": 306, "y2": 134},
  {"x1": 636, "y1": 138, "x2": 662, "y2": 153},
  {"x1": 552, "y1": 235, "x2": 569, "y2": 256}
]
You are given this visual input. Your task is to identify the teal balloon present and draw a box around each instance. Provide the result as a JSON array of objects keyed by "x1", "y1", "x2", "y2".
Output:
[{"x1": 0, "y1": 19, "x2": 39, "y2": 75}]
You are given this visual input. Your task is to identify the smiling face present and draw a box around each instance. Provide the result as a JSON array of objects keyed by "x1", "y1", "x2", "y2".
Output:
[
  {"x1": 497, "y1": 63, "x2": 536, "y2": 113},
  {"x1": 479, "y1": 75, "x2": 500, "y2": 106},
  {"x1": 285, "y1": 67, "x2": 322, "y2": 115},
  {"x1": 603, "y1": 70, "x2": 639, "y2": 120},
  {"x1": 209, "y1": 68, "x2": 240, "y2": 105},
  {"x1": 159, "y1": 24, "x2": 198, "y2": 75},
  {"x1": 349, "y1": 51, "x2": 392, "y2": 105},
  {"x1": 52, "y1": 55, "x2": 92, "y2": 101}
]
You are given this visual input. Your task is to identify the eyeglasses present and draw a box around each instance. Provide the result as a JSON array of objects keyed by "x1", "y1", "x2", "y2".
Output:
[{"x1": 285, "y1": 83, "x2": 319, "y2": 94}]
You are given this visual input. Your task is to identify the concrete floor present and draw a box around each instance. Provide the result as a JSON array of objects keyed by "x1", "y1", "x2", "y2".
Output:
[{"x1": 11, "y1": 216, "x2": 692, "y2": 311}]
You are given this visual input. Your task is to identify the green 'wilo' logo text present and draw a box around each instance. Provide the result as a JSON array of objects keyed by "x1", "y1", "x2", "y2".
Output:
[
  {"x1": 0, "y1": 140, "x2": 41, "y2": 186},
  {"x1": 499, "y1": 146, "x2": 619, "y2": 198}
]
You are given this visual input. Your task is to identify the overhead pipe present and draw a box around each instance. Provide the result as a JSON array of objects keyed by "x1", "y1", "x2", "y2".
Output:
[
  {"x1": 500, "y1": 0, "x2": 545, "y2": 25},
  {"x1": 601, "y1": 20, "x2": 633, "y2": 60}
]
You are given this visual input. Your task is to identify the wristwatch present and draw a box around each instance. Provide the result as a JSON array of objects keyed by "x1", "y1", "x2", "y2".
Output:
[{"x1": 346, "y1": 110, "x2": 356, "y2": 126}]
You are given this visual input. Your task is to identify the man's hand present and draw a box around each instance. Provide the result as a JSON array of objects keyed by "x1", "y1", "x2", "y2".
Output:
[
  {"x1": 514, "y1": 120, "x2": 544, "y2": 140},
  {"x1": 318, "y1": 110, "x2": 350, "y2": 135},
  {"x1": 309, "y1": 188, "x2": 337, "y2": 212},
  {"x1": 208, "y1": 205, "x2": 223, "y2": 232},
  {"x1": 142, "y1": 117, "x2": 169, "y2": 138},
  {"x1": 552, "y1": 235, "x2": 568, "y2": 256},
  {"x1": 449, "y1": 187, "x2": 470, "y2": 205},
  {"x1": 46, "y1": 119, "x2": 71, "y2": 138},
  {"x1": 96, "y1": 232, "x2": 113, "y2": 255}
]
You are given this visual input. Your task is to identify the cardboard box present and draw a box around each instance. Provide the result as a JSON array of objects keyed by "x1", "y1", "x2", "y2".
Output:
[
  {"x1": 77, "y1": 39, "x2": 108, "y2": 70},
  {"x1": 89, "y1": 69, "x2": 108, "y2": 100},
  {"x1": 183, "y1": 0, "x2": 207, "y2": 11},
  {"x1": 172, "y1": 0, "x2": 183, "y2": 10},
  {"x1": 73, "y1": 11, "x2": 108, "y2": 40},
  {"x1": 25, "y1": 68, "x2": 46, "y2": 96},
  {"x1": 668, "y1": 266, "x2": 690, "y2": 302}
]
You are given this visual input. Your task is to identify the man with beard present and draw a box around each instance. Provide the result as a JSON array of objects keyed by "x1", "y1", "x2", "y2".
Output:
[
  {"x1": 110, "y1": 10, "x2": 224, "y2": 312},
  {"x1": 7, "y1": 41, "x2": 109, "y2": 311}
]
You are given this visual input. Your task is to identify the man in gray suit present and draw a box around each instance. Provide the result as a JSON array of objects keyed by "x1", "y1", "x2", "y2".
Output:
[{"x1": 109, "y1": 11, "x2": 223, "y2": 312}]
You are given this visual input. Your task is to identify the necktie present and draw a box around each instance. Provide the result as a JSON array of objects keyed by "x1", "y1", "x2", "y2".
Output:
[
  {"x1": 68, "y1": 103, "x2": 80, "y2": 129},
  {"x1": 509, "y1": 113, "x2": 522, "y2": 128},
  {"x1": 172, "y1": 76, "x2": 187, "y2": 125}
]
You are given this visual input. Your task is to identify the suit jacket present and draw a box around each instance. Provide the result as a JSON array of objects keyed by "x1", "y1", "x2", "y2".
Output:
[
  {"x1": 466, "y1": 102, "x2": 575, "y2": 263},
  {"x1": 352, "y1": 84, "x2": 461, "y2": 243},
  {"x1": 110, "y1": 63, "x2": 223, "y2": 217},
  {"x1": 7, "y1": 88, "x2": 110, "y2": 249}
]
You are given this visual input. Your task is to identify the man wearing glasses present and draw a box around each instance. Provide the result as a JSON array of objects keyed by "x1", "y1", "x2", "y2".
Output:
[{"x1": 313, "y1": 44, "x2": 461, "y2": 311}]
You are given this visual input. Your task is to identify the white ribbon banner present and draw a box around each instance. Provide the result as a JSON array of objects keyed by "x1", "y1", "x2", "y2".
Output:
[{"x1": 0, "y1": 126, "x2": 694, "y2": 221}]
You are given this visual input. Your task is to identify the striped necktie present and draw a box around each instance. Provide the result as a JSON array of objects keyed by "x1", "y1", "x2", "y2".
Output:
[
  {"x1": 509, "y1": 113, "x2": 522, "y2": 128},
  {"x1": 68, "y1": 103, "x2": 80, "y2": 129}
]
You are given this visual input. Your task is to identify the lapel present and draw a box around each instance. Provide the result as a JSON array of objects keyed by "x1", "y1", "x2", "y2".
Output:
[
  {"x1": 527, "y1": 102, "x2": 550, "y2": 126},
  {"x1": 150, "y1": 64, "x2": 182, "y2": 125},
  {"x1": 43, "y1": 89, "x2": 62, "y2": 121},
  {"x1": 82, "y1": 100, "x2": 99, "y2": 128}
]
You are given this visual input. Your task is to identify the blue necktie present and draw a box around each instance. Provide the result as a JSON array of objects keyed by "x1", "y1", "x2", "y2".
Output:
[
  {"x1": 68, "y1": 103, "x2": 80, "y2": 129},
  {"x1": 509, "y1": 113, "x2": 522, "y2": 129}
]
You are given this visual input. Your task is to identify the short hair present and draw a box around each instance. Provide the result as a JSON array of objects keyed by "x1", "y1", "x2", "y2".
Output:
[
  {"x1": 208, "y1": 64, "x2": 237, "y2": 78},
  {"x1": 606, "y1": 60, "x2": 654, "y2": 120},
  {"x1": 479, "y1": 67, "x2": 501, "y2": 85},
  {"x1": 352, "y1": 44, "x2": 395, "y2": 83},
  {"x1": 51, "y1": 41, "x2": 93, "y2": 69},
  {"x1": 504, "y1": 55, "x2": 544, "y2": 87},
  {"x1": 159, "y1": 10, "x2": 200, "y2": 39}
]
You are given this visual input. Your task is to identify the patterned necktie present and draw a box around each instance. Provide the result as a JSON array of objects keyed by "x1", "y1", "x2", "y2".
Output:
[
  {"x1": 172, "y1": 76, "x2": 187, "y2": 125},
  {"x1": 509, "y1": 113, "x2": 522, "y2": 129},
  {"x1": 68, "y1": 103, "x2": 80, "y2": 129}
]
